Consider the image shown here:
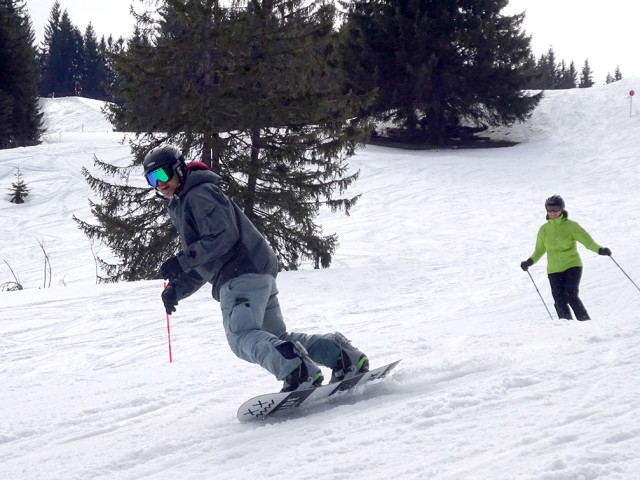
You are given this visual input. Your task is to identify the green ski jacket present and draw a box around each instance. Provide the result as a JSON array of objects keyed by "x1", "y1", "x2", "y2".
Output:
[{"x1": 530, "y1": 213, "x2": 601, "y2": 274}]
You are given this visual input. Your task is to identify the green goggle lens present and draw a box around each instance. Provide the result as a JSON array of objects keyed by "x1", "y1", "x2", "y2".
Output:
[{"x1": 146, "y1": 165, "x2": 173, "y2": 187}]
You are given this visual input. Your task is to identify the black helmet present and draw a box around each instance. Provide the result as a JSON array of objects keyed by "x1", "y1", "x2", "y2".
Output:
[
  {"x1": 545, "y1": 195, "x2": 565, "y2": 209},
  {"x1": 143, "y1": 144, "x2": 186, "y2": 185}
]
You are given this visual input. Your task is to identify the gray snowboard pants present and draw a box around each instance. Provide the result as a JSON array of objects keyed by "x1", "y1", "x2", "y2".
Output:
[{"x1": 219, "y1": 273, "x2": 345, "y2": 380}]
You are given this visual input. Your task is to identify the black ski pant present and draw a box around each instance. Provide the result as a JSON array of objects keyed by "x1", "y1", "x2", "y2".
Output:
[{"x1": 548, "y1": 266, "x2": 590, "y2": 321}]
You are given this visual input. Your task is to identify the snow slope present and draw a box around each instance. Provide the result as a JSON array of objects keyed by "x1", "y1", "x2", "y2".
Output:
[{"x1": 1, "y1": 82, "x2": 640, "y2": 479}]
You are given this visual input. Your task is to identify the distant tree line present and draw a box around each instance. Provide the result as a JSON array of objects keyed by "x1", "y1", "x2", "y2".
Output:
[
  {"x1": 523, "y1": 46, "x2": 623, "y2": 90},
  {"x1": 38, "y1": 1, "x2": 124, "y2": 100},
  {"x1": 2, "y1": 0, "x2": 626, "y2": 151}
]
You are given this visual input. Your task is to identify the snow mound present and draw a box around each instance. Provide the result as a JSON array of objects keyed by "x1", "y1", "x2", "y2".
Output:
[{"x1": 39, "y1": 96, "x2": 113, "y2": 133}]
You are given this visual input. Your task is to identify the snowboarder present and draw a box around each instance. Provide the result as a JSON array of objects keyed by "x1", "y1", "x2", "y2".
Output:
[
  {"x1": 520, "y1": 195, "x2": 611, "y2": 321},
  {"x1": 143, "y1": 144, "x2": 369, "y2": 391}
]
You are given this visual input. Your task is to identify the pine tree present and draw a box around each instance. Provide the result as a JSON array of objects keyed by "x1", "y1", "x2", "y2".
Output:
[
  {"x1": 556, "y1": 60, "x2": 577, "y2": 89},
  {"x1": 606, "y1": 66, "x2": 623, "y2": 85},
  {"x1": 614, "y1": 65, "x2": 622, "y2": 81},
  {"x1": 39, "y1": 1, "x2": 61, "y2": 96},
  {"x1": 530, "y1": 52, "x2": 551, "y2": 89},
  {"x1": 220, "y1": 0, "x2": 372, "y2": 268},
  {"x1": 81, "y1": 23, "x2": 108, "y2": 99},
  {"x1": 542, "y1": 47, "x2": 558, "y2": 89},
  {"x1": 99, "y1": 34, "x2": 125, "y2": 103},
  {"x1": 578, "y1": 59, "x2": 594, "y2": 88},
  {"x1": 76, "y1": 0, "x2": 371, "y2": 281},
  {"x1": 520, "y1": 52, "x2": 543, "y2": 89},
  {"x1": 0, "y1": 0, "x2": 43, "y2": 148},
  {"x1": 7, "y1": 166, "x2": 30, "y2": 203},
  {"x1": 75, "y1": 155, "x2": 173, "y2": 282},
  {"x1": 565, "y1": 61, "x2": 578, "y2": 89},
  {"x1": 339, "y1": 0, "x2": 540, "y2": 145},
  {"x1": 40, "y1": 2, "x2": 84, "y2": 97}
]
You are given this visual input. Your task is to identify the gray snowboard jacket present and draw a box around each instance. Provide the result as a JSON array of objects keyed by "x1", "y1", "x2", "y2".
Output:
[{"x1": 164, "y1": 166, "x2": 278, "y2": 301}]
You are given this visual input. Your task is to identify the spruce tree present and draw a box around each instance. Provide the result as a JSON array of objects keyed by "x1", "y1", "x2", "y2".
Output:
[
  {"x1": 0, "y1": 0, "x2": 43, "y2": 148},
  {"x1": 542, "y1": 47, "x2": 558, "y2": 89},
  {"x1": 99, "y1": 34, "x2": 126, "y2": 103},
  {"x1": 219, "y1": 0, "x2": 371, "y2": 268},
  {"x1": 614, "y1": 65, "x2": 622, "y2": 82},
  {"x1": 563, "y1": 61, "x2": 578, "y2": 89},
  {"x1": 39, "y1": 2, "x2": 61, "y2": 96},
  {"x1": 7, "y1": 166, "x2": 30, "y2": 203},
  {"x1": 81, "y1": 23, "x2": 108, "y2": 99},
  {"x1": 531, "y1": 52, "x2": 550, "y2": 89},
  {"x1": 40, "y1": 3, "x2": 84, "y2": 97},
  {"x1": 339, "y1": 0, "x2": 540, "y2": 145},
  {"x1": 75, "y1": 156, "x2": 174, "y2": 282},
  {"x1": 606, "y1": 66, "x2": 623, "y2": 85},
  {"x1": 76, "y1": 0, "x2": 371, "y2": 281},
  {"x1": 520, "y1": 52, "x2": 543, "y2": 90},
  {"x1": 579, "y1": 59, "x2": 594, "y2": 88}
]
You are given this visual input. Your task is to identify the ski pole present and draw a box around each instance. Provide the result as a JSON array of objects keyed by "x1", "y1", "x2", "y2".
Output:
[
  {"x1": 164, "y1": 282, "x2": 173, "y2": 363},
  {"x1": 609, "y1": 256, "x2": 640, "y2": 293},
  {"x1": 526, "y1": 270, "x2": 555, "y2": 321}
]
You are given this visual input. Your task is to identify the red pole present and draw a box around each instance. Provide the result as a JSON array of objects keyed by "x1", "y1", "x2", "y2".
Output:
[{"x1": 164, "y1": 282, "x2": 173, "y2": 363}]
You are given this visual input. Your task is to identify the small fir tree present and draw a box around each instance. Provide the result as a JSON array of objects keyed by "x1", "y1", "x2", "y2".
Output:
[{"x1": 8, "y1": 167, "x2": 30, "y2": 203}]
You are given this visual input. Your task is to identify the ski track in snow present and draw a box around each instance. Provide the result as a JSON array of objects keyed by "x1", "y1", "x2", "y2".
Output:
[{"x1": 2, "y1": 82, "x2": 640, "y2": 479}]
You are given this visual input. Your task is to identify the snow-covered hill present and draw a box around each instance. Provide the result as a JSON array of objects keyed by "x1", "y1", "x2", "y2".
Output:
[{"x1": 1, "y1": 82, "x2": 640, "y2": 479}]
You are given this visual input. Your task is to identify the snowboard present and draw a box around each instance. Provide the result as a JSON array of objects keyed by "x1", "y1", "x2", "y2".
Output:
[{"x1": 237, "y1": 359, "x2": 401, "y2": 422}]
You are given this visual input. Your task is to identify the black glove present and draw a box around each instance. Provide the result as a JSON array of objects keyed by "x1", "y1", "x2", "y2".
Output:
[
  {"x1": 160, "y1": 256, "x2": 183, "y2": 280},
  {"x1": 161, "y1": 283, "x2": 178, "y2": 315},
  {"x1": 520, "y1": 258, "x2": 534, "y2": 271},
  {"x1": 598, "y1": 247, "x2": 612, "y2": 256}
]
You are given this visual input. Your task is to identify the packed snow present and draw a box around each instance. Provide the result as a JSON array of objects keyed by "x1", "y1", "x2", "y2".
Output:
[{"x1": 2, "y1": 83, "x2": 640, "y2": 479}]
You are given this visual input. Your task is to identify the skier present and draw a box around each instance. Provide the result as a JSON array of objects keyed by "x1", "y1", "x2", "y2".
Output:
[
  {"x1": 520, "y1": 195, "x2": 611, "y2": 321},
  {"x1": 143, "y1": 144, "x2": 369, "y2": 391}
]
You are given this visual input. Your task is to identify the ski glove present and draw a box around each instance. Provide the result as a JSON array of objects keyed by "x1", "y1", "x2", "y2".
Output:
[
  {"x1": 161, "y1": 283, "x2": 178, "y2": 315},
  {"x1": 598, "y1": 247, "x2": 612, "y2": 256},
  {"x1": 160, "y1": 256, "x2": 183, "y2": 280},
  {"x1": 520, "y1": 258, "x2": 534, "y2": 271}
]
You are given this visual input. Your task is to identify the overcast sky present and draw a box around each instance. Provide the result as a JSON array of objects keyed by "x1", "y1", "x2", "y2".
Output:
[
  {"x1": 26, "y1": 0, "x2": 136, "y2": 44},
  {"x1": 26, "y1": 0, "x2": 640, "y2": 85},
  {"x1": 503, "y1": 0, "x2": 640, "y2": 83}
]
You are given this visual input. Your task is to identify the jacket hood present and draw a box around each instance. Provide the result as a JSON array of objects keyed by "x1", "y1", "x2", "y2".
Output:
[
  {"x1": 160, "y1": 167, "x2": 220, "y2": 204},
  {"x1": 185, "y1": 168, "x2": 219, "y2": 187},
  {"x1": 177, "y1": 169, "x2": 220, "y2": 197}
]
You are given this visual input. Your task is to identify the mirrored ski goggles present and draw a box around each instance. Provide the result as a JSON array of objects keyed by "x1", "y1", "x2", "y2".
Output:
[
  {"x1": 145, "y1": 165, "x2": 174, "y2": 187},
  {"x1": 545, "y1": 205, "x2": 562, "y2": 212}
]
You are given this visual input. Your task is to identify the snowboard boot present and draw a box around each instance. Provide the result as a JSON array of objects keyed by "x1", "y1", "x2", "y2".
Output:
[
  {"x1": 278, "y1": 341, "x2": 324, "y2": 392},
  {"x1": 330, "y1": 332, "x2": 369, "y2": 383}
]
